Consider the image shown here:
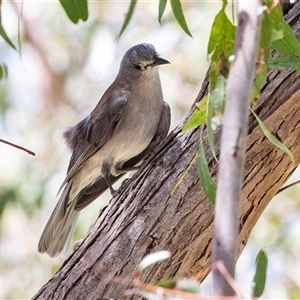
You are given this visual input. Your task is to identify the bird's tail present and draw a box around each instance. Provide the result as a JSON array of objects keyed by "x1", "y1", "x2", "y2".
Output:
[{"x1": 38, "y1": 182, "x2": 80, "y2": 257}]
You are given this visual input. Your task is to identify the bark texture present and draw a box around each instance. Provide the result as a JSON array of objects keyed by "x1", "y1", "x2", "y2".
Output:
[{"x1": 33, "y1": 3, "x2": 300, "y2": 300}]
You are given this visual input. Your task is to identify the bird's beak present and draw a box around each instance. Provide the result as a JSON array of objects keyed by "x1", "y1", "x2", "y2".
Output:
[{"x1": 151, "y1": 56, "x2": 170, "y2": 67}]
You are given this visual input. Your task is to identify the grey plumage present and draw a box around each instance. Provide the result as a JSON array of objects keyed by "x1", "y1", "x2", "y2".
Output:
[{"x1": 38, "y1": 43, "x2": 170, "y2": 257}]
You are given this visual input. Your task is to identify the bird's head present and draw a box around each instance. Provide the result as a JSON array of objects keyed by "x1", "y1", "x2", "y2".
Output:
[{"x1": 120, "y1": 43, "x2": 170, "y2": 74}]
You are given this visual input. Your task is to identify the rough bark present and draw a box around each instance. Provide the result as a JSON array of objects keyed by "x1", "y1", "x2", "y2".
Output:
[{"x1": 33, "y1": 3, "x2": 300, "y2": 300}]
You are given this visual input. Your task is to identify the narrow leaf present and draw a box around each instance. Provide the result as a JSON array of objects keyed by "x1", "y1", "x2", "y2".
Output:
[
  {"x1": 17, "y1": 0, "x2": 24, "y2": 53},
  {"x1": 199, "y1": 137, "x2": 216, "y2": 205},
  {"x1": 116, "y1": 0, "x2": 137, "y2": 40},
  {"x1": 268, "y1": 56, "x2": 300, "y2": 71},
  {"x1": 0, "y1": 26, "x2": 17, "y2": 50},
  {"x1": 254, "y1": 2, "x2": 284, "y2": 99},
  {"x1": 183, "y1": 110, "x2": 205, "y2": 132},
  {"x1": 170, "y1": 0, "x2": 192, "y2": 37},
  {"x1": 182, "y1": 96, "x2": 208, "y2": 132},
  {"x1": 0, "y1": 63, "x2": 8, "y2": 80},
  {"x1": 157, "y1": 278, "x2": 177, "y2": 289},
  {"x1": 252, "y1": 250, "x2": 268, "y2": 297},
  {"x1": 172, "y1": 154, "x2": 197, "y2": 194},
  {"x1": 206, "y1": 106, "x2": 218, "y2": 162},
  {"x1": 59, "y1": 0, "x2": 88, "y2": 24},
  {"x1": 139, "y1": 251, "x2": 171, "y2": 270},
  {"x1": 158, "y1": 0, "x2": 167, "y2": 25},
  {"x1": 251, "y1": 109, "x2": 294, "y2": 165},
  {"x1": 76, "y1": 0, "x2": 88, "y2": 21}
]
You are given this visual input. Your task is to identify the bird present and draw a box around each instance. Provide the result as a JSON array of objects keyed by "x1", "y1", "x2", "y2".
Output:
[{"x1": 38, "y1": 43, "x2": 171, "y2": 257}]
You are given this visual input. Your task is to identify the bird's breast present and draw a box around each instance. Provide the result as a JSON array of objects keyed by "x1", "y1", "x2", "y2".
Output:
[{"x1": 108, "y1": 75, "x2": 164, "y2": 169}]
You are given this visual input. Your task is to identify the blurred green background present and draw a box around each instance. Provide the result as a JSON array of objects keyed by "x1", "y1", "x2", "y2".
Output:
[{"x1": 0, "y1": 1, "x2": 300, "y2": 299}]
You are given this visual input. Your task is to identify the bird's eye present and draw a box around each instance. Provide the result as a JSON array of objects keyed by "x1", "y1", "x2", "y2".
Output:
[{"x1": 134, "y1": 65, "x2": 142, "y2": 70}]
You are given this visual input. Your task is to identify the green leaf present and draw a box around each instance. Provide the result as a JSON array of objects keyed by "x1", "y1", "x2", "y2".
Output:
[
  {"x1": 207, "y1": 2, "x2": 234, "y2": 57},
  {"x1": 157, "y1": 278, "x2": 177, "y2": 289},
  {"x1": 0, "y1": 26, "x2": 17, "y2": 50},
  {"x1": 208, "y1": 73, "x2": 226, "y2": 117},
  {"x1": 207, "y1": 6, "x2": 235, "y2": 114},
  {"x1": 199, "y1": 137, "x2": 216, "y2": 205},
  {"x1": 207, "y1": 68, "x2": 227, "y2": 162},
  {"x1": 116, "y1": 0, "x2": 137, "y2": 40},
  {"x1": 170, "y1": 0, "x2": 192, "y2": 37},
  {"x1": 268, "y1": 56, "x2": 300, "y2": 71},
  {"x1": 251, "y1": 108, "x2": 294, "y2": 165},
  {"x1": 207, "y1": 5, "x2": 234, "y2": 160},
  {"x1": 265, "y1": 1, "x2": 284, "y2": 42},
  {"x1": 254, "y1": 2, "x2": 284, "y2": 99},
  {"x1": 59, "y1": 0, "x2": 88, "y2": 24},
  {"x1": 182, "y1": 96, "x2": 208, "y2": 132},
  {"x1": 272, "y1": 20, "x2": 300, "y2": 57},
  {"x1": 158, "y1": 0, "x2": 167, "y2": 25},
  {"x1": 252, "y1": 250, "x2": 268, "y2": 298},
  {"x1": 265, "y1": 11, "x2": 300, "y2": 74},
  {"x1": 0, "y1": 63, "x2": 8, "y2": 80},
  {"x1": 208, "y1": 16, "x2": 232, "y2": 56}
]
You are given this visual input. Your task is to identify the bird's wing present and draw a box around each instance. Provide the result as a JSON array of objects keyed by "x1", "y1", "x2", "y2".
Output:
[
  {"x1": 58, "y1": 96, "x2": 128, "y2": 193},
  {"x1": 74, "y1": 101, "x2": 171, "y2": 210}
]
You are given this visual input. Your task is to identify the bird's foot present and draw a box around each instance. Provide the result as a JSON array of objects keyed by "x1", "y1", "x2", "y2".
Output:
[
  {"x1": 110, "y1": 187, "x2": 118, "y2": 197},
  {"x1": 119, "y1": 178, "x2": 132, "y2": 191}
]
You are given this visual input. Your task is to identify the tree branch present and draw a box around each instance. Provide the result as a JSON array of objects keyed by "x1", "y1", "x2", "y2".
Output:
[
  {"x1": 33, "y1": 3, "x2": 300, "y2": 299},
  {"x1": 212, "y1": 2, "x2": 262, "y2": 296},
  {"x1": 0, "y1": 138, "x2": 35, "y2": 156}
]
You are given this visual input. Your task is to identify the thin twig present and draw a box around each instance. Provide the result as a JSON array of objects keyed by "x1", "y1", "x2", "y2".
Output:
[
  {"x1": 215, "y1": 261, "x2": 246, "y2": 299},
  {"x1": 0, "y1": 138, "x2": 35, "y2": 156},
  {"x1": 277, "y1": 179, "x2": 300, "y2": 194}
]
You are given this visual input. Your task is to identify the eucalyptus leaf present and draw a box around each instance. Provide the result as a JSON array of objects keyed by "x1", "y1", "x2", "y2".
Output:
[
  {"x1": 206, "y1": 106, "x2": 218, "y2": 162},
  {"x1": 182, "y1": 96, "x2": 208, "y2": 132},
  {"x1": 139, "y1": 251, "x2": 171, "y2": 270},
  {"x1": 59, "y1": 0, "x2": 88, "y2": 24},
  {"x1": 158, "y1": 0, "x2": 167, "y2": 24},
  {"x1": 207, "y1": 3, "x2": 234, "y2": 160},
  {"x1": 272, "y1": 20, "x2": 300, "y2": 57},
  {"x1": 170, "y1": 0, "x2": 192, "y2": 37},
  {"x1": 268, "y1": 56, "x2": 300, "y2": 71},
  {"x1": 116, "y1": 0, "x2": 137, "y2": 40},
  {"x1": 199, "y1": 138, "x2": 216, "y2": 205},
  {"x1": 254, "y1": 2, "x2": 284, "y2": 99},
  {"x1": 0, "y1": 63, "x2": 8, "y2": 80},
  {"x1": 251, "y1": 108, "x2": 294, "y2": 165},
  {"x1": 252, "y1": 250, "x2": 268, "y2": 297},
  {"x1": 0, "y1": 26, "x2": 17, "y2": 50},
  {"x1": 157, "y1": 278, "x2": 177, "y2": 289}
]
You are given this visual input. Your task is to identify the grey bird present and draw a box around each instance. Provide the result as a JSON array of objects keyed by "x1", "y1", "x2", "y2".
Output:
[{"x1": 38, "y1": 43, "x2": 171, "y2": 257}]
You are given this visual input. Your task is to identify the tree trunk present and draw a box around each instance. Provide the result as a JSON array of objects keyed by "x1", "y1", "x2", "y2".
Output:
[{"x1": 33, "y1": 3, "x2": 300, "y2": 300}]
